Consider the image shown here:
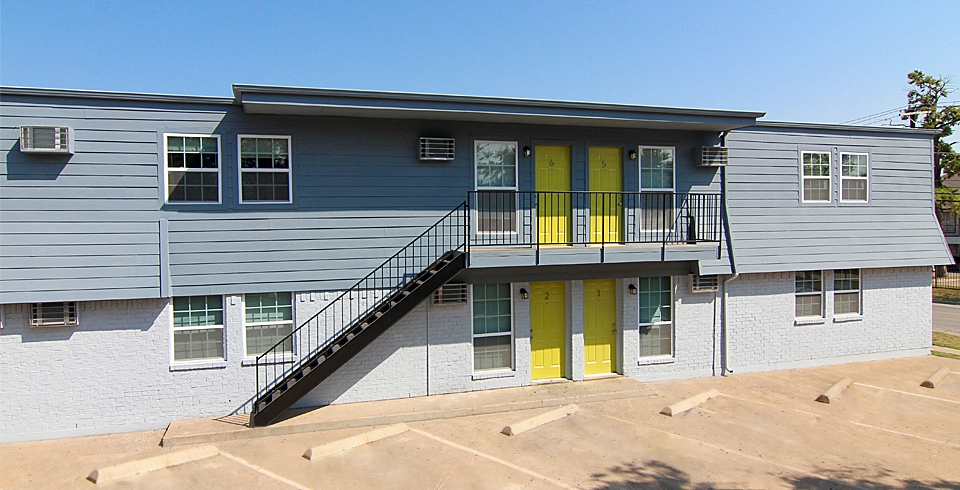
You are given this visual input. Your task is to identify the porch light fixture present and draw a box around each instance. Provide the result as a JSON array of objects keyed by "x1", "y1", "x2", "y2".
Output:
[
  {"x1": 519, "y1": 288, "x2": 529, "y2": 300},
  {"x1": 628, "y1": 150, "x2": 637, "y2": 160},
  {"x1": 628, "y1": 284, "x2": 637, "y2": 295},
  {"x1": 523, "y1": 146, "x2": 531, "y2": 157}
]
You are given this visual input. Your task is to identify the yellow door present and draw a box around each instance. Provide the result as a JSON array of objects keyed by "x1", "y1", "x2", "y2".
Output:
[
  {"x1": 583, "y1": 279, "x2": 617, "y2": 375},
  {"x1": 589, "y1": 147, "x2": 623, "y2": 243},
  {"x1": 530, "y1": 281, "x2": 566, "y2": 380},
  {"x1": 535, "y1": 146, "x2": 571, "y2": 245}
]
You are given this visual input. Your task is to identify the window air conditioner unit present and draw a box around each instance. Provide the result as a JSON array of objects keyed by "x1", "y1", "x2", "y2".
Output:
[
  {"x1": 696, "y1": 146, "x2": 727, "y2": 167},
  {"x1": 31, "y1": 302, "x2": 79, "y2": 327},
  {"x1": 690, "y1": 274, "x2": 719, "y2": 293},
  {"x1": 419, "y1": 137, "x2": 455, "y2": 161},
  {"x1": 433, "y1": 283, "x2": 468, "y2": 305},
  {"x1": 20, "y1": 126, "x2": 74, "y2": 154}
]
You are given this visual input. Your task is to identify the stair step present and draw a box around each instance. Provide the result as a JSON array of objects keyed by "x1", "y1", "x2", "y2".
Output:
[{"x1": 253, "y1": 247, "x2": 467, "y2": 426}]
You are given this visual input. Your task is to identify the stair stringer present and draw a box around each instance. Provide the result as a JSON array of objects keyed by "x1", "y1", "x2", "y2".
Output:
[{"x1": 250, "y1": 251, "x2": 466, "y2": 427}]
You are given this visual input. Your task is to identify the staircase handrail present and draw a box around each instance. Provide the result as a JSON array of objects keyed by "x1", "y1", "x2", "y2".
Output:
[{"x1": 254, "y1": 202, "x2": 468, "y2": 402}]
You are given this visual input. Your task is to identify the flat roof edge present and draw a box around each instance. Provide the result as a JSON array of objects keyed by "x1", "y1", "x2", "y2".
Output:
[
  {"x1": 0, "y1": 86, "x2": 236, "y2": 105},
  {"x1": 233, "y1": 84, "x2": 766, "y2": 120},
  {"x1": 754, "y1": 120, "x2": 939, "y2": 135}
]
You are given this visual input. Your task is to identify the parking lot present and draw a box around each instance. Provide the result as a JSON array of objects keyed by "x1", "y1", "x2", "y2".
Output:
[{"x1": 3, "y1": 355, "x2": 959, "y2": 489}]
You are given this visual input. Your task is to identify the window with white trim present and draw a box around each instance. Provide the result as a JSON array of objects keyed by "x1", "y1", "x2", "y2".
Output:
[
  {"x1": 472, "y1": 283, "x2": 513, "y2": 371},
  {"x1": 475, "y1": 141, "x2": 518, "y2": 233},
  {"x1": 795, "y1": 271, "x2": 823, "y2": 318},
  {"x1": 639, "y1": 147, "x2": 675, "y2": 232},
  {"x1": 801, "y1": 152, "x2": 831, "y2": 202},
  {"x1": 31, "y1": 302, "x2": 78, "y2": 326},
  {"x1": 840, "y1": 153, "x2": 868, "y2": 202},
  {"x1": 639, "y1": 276, "x2": 673, "y2": 357},
  {"x1": 165, "y1": 135, "x2": 221, "y2": 203},
  {"x1": 244, "y1": 292, "x2": 294, "y2": 357},
  {"x1": 639, "y1": 147, "x2": 675, "y2": 190},
  {"x1": 239, "y1": 136, "x2": 292, "y2": 203},
  {"x1": 834, "y1": 269, "x2": 861, "y2": 315},
  {"x1": 172, "y1": 295, "x2": 224, "y2": 361}
]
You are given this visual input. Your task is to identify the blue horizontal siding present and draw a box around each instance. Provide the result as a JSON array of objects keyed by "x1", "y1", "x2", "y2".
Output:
[{"x1": 724, "y1": 125, "x2": 950, "y2": 273}]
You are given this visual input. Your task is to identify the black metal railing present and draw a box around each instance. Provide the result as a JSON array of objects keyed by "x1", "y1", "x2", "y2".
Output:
[
  {"x1": 253, "y1": 202, "x2": 468, "y2": 406},
  {"x1": 935, "y1": 269, "x2": 960, "y2": 288},
  {"x1": 468, "y1": 190, "x2": 722, "y2": 256}
]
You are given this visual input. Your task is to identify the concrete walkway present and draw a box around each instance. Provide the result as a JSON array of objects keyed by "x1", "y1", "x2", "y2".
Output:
[
  {"x1": 933, "y1": 344, "x2": 960, "y2": 356},
  {"x1": 162, "y1": 376, "x2": 654, "y2": 447},
  {"x1": 933, "y1": 303, "x2": 960, "y2": 335}
]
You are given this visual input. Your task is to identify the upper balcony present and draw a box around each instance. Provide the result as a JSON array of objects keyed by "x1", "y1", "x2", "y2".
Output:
[{"x1": 466, "y1": 190, "x2": 723, "y2": 268}]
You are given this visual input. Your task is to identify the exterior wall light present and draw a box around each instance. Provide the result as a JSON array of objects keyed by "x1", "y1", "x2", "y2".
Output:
[
  {"x1": 628, "y1": 284, "x2": 637, "y2": 295},
  {"x1": 523, "y1": 146, "x2": 531, "y2": 157},
  {"x1": 519, "y1": 288, "x2": 529, "y2": 299},
  {"x1": 628, "y1": 150, "x2": 637, "y2": 160}
]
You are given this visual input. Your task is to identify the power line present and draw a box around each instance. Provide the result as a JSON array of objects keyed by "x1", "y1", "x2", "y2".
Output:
[{"x1": 841, "y1": 106, "x2": 905, "y2": 125}]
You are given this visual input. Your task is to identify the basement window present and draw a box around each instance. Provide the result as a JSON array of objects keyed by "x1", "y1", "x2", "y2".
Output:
[
  {"x1": 834, "y1": 269, "x2": 861, "y2": 315},
  {"x1": 639, "y1": 277, "x2": 673, "y2": 357},
  {"x1": 172, "y1": 296, "x2": 225, "y2": 361},
  {"x1": 243, "y1": 292, "x2": 294, "y2": 357},
  {"x1": 31, "y1": 302, "x2": 79, "y2": 327},
  {"x1": 472, "y1": 283, "x2": 513, "y2": 371},
  {"x1": 795, "y1": 271, "x2": 824, "y2": 318}
]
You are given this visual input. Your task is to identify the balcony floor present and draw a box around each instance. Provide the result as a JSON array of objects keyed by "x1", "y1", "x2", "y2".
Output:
[{"x1": 467, "y1": 242, "x2": 720, "y2": 268}]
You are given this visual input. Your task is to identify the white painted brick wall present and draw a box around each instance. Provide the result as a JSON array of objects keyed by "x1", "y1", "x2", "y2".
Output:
[
  {"x1": 0, "y1": 298, "x2": 255, "y2": 443},
  {"x1": 623, "y1": 275, "x2": 721, "y2": 382},
  {"x1": 299, "y1": 283, "x2": 528, "y2": 407},
  {"x1": 726, "y1": 267, "x2": 932, "y2": 373},
  {"x1": 0, "y1": 267, "x2": 931, "y2": 442}
]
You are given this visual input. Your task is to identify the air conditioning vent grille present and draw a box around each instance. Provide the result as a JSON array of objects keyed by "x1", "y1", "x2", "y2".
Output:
[
  {"x1": 420, "y1": 137, "x2": 455, "y2": 161},
  {"x1": 31, "y1": 302, "x2": 79, "y2": 326},
  {"x1": 690, "y1": 274, "x2": 720, "y2": 293},
  {"x1": 433, "y1": 283, "x2": 468, "y2": 305},
  {"x1": 20, "y1": 126, "x2": 74, "y2": 154},
  {"x1": 699, "y1": 147, "x2": 727, "y2": 167}
]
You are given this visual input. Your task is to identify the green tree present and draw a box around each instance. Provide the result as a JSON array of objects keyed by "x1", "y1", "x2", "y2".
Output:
[{"x1": 902, "y1": 70, "x2": 960, "y2": 189}]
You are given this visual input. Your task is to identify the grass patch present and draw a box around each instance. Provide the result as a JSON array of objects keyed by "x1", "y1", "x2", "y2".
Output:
[
  {"x1": 933, "y1": 287, "x2": 960, "y2": 305},
  {"x1": 933, "y1": 331, "x2": 960, "y2": 350},
  {"x1": 933, "y1": 350, "x2": 960, "y2": 361}
]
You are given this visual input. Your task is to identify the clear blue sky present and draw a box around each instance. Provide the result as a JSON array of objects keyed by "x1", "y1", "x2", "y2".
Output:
[{"x1": 2, "y1": 1, "x2": 958, "y2": 126}]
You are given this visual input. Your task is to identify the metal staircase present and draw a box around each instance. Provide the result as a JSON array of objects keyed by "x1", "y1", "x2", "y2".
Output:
[{"x1": 250, "y1": 203, "x2": 468, "y2": 427}]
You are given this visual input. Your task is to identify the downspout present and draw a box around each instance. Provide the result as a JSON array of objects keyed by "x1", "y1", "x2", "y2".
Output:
[{"x1": 719, "y1": 132, "x2": 738, "y2": 376}]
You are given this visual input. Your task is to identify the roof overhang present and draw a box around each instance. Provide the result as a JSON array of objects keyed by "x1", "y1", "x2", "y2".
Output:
[{"x1": 233, "y1": 85, "x2": 764, "y2": 132}]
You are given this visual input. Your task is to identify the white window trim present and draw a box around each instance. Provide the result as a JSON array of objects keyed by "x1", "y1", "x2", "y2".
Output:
[
  {"x1": 474, "y1": 140, "x2": 519, "y2": 236},
  {"x1": 470, "y1": 283, "x2": 515, "y2": 373},
  {"x1": 30, "y1": 301, "x2": 79, "y2": 327},
  {"x1": 241, "y1": 292, "x2": 296, "y2": 361},
  {"x1": 795, "y1": 271, "x2": 825, "y2": 319},
  {"x1": 638, "y1": 146, "x2": 678, "y2": 233},
  {"x1": 237, "y1": 134, "x2": 293, "y2": 204},
  {"x1": 170, "y1": 295, "x2": 226, "y2": 364},
  {"x1": 839, "y1": 152, "x2": 869, "y2": 203},
  {"x1": 638, "y1": 276, "x2": 675, "y2": 359},
  {"x1": 163, "y1": 133, "x2": 222, "y2": 204},
  {"x1": 638, "y1": 146, "x2": 676, "y2": 192},
  {"x1": 800, "y1": 151, "x2": 831, "y2": 204},
  {"x1": 833, "y1": 269, "x2": 862, "y2": 317}
]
